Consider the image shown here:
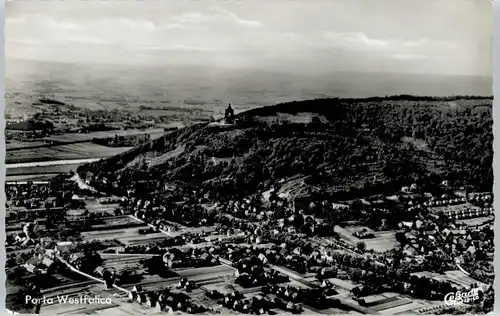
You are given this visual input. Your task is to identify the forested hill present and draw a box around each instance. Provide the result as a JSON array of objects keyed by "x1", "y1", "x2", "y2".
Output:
[{"x1": 78, "y1": 96, "x2": 493, "y2": 201}]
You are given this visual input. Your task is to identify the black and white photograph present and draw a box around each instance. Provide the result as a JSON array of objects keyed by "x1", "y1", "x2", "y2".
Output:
[{"x1": 4, "y1": 0, "x2": 494, "y2": 315}]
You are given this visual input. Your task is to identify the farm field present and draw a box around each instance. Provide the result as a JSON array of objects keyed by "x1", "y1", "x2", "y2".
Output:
[
  {"x1": 6, "y1": 162, "x2": 85, "y2": 176},
  {"x1": 91, "y1": 216, "x2": 144, "y2": 230},
  {"x1": 5, "y1": 267, "x2": 97, "y2": 314},
  {"x1": 443, "y1": 270, "x2": 489, "y2": 289},
  {"x1": 6, "y1": 173, "x2": 59, "y2": 182},
  {"x1": 370, "y1": 295, "x2": 412, "y2": 312},
  {"x1": 43, "y1": 128, "x2": 165, "y2": 143},
  {"x1": 6, "y1": 142, "x2": 132, "y2": 164},
  {"x1": 6, "y1": 140, "x2": 47, "y2": 150},
  {"x1": 379, "y1": 301, "x2": 427, "y2": 315},
  {"x1": 39, "y1": 284, "x2": 153, "y2": 316},
  {"x1": 101, "y1": 254, "x2": 147, "y2": 273},
  {"x1": 119, "y1": 264, "x2": 236, "y2": 294},
  {"x1": 174, "y1": 265, "x2": 235, "y2": 280}
]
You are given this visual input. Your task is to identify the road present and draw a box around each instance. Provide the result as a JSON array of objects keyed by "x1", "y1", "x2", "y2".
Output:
[
  {"x1": 56, "y1": 255, "x2": 131, "y2": 295},
  {"x1": 70, "y1": 172, "x2": 98, "y2": 192},
  {"x1": 6, "y1": 158, "x2": 102, "y2": 169}
]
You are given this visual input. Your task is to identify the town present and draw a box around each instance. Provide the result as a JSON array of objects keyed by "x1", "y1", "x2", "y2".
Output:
[
  {"x1": 5, "y1": 0, "x2": 494, "y2": 314},
  {"x1": 5, "y1": 161, "x2": 494, "y2": 315}
]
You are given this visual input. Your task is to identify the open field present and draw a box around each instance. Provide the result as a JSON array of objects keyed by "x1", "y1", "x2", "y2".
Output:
[
  {"x1": 6, "y1": 163, "x2": 85, "y2": 176},
  {"x1": 443, "y1": 270, "x2": 489, "y2": 289},
  {"x1": 101, "y1": 254, "x2": 146, "y2": 273},
  {"x1": 175, "y1": 265, "x2": 235, "y2": 280},
  {"x1": 6, "y1": 173, "x2": 60, "y2": 182},
  {"x1": 39, "y1": 284, "x2": 155, "y2": 316},
  {"x1": 81, "y1": 226, "x2": 169, "y2": 246},
  {"x1": 456, "y1": 215, "x2": 494, "y2": 227},
  {"x1": 7, "y1": 158, "x2": 100, "y2": 169},
  {"x1": 334, "y1": 226, "x2": 400, "y2": 252},
  {"x1": 379, "y1": 301, "x2": 426, "y2": 315},
  {"x1": 84, "y1": 201, "x2": 122, "y2": 215},
  {"x1": 43, "y1": 128, "x2": 165, "y2": 143},
  {"x1": 428, "y1": 202, "x2": 480, "y2": 214},
  {"x1": 411, "y1": 270, "x2": 488, "y2": 290},
  {"x1": 6, "y1": 142, "x2": 132, "y2": 164},
  {"x1": 327, "y1": 278, "x2": 358, "y2": 291},
  {"x1": 6, "y1": 140, "x2": 48, "y2": 150},
  {"x1": 371, "y1": 296, "x2": 413, "y2": 312},
  {"x1": 363, "y1": 231, "x2": 400, "y2": 252},
  {"x1": 91, "y1": 216, "x2": 144, "y2": 230},
  {"x1": 5, "y1": 268, "x2": 99, "y2": 314},
  {"x1": 118, "y1": 264, "x2": 236, "y2": 294}
]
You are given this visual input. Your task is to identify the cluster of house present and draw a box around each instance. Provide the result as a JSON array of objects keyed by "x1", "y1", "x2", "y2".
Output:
[
  {"x1": 221, "y1": 242, "x2": 307, "y2": 274},
  {"x1": 217, "y1": 199, "x2": 272, "y2": 223},
  {"x1": 7, "y1": 196, "x2": 61, "y2": 211},
  {"x1": 162, "y1": 247, "x2": 220, "y2": 269},
  {"x1": 129, "y1": 286, "x2": 207, "y2": 314},
  {"x1": 23, "y1": 256, "x2": 59, "y2": 274},
  {"x1": 399, "y1": 218, "x2": 453, "y2": 260},
  {"x1": 5, "y1": 183, "x2": 54, "y2": 206},
  {"x1": 468, "y1": 192, "x2": 493, "y2": 203},
  {"x1": 219, "y1": 239, "x2": 344, "y2": 277},
  {"x1": 93, "y1": 266, "x2": 116, "y2": 288},
  {"x1": 438, "y1": 206, "x2": 493, "y2": 220},
  {"x1": 131, "y1": 200, "x2": 213, "y2": 228},
  {"x1": 176, "y1": 278, "x2": 197, "y2": 292},
  {"x1": 93, "y1": 133, "x2": 152, "y2": 148},
  {"x1": 220, "y1": 291, "x2": 275, "y2": 315},
  {"x1": 65, "y1": 209, "x2": 90, "y2": 222},
  {"x1": 405, "y1": 191, "x2": 493, "y2": 220},
  {"x1": 263, "y1": 284, "x2": 336, "y2": 309},
  {"x1": 12, "y1": 222, "x2": 36, "y2": 247},
  {"x1": 441, "y1": 227, "x2": 493, "y2": 258},
  {"x1": 68, "y1": 252, "x2": 85, "y2": 268},
  {"x1": 234, "y1": 262, "x2": 289, "y2": 288},
  {"x1": 6, "y1": 128, "x2": 52, "y2": 141},
  {"x1": 398, "y1": 214, "x2": 493, "y2": 262}
]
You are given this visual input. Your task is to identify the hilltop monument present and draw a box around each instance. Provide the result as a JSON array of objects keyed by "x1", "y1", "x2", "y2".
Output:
[{"x1": 224, "y1": 103, "x2": 234, "y2": 124}]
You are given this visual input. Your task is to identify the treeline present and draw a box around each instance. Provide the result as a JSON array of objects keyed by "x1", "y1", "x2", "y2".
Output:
[{"x1": 6, "y1": 120, "x2": 54, "y2": 131}]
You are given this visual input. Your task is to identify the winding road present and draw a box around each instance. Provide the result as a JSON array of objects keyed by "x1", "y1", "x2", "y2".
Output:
[{"x1": 6, "y1": 158, "x2": 102, "y2": 169}]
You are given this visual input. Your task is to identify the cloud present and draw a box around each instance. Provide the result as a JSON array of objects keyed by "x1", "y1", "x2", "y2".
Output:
[
  {"x1": 173, "y1": 8, "x2": 263, "y2": 28},
  {"x1": 323, "y1": 32, "x2": 389, "y2": 48},
  {"x1": 321, "y1": 32, "x2": 441, "y2": 52},
  {"x1": 5, "y1": 8, "x2": 264, "y2": 54},
  {"x1": 132, "y1": 45, "x2": 215, "y2": 52}
]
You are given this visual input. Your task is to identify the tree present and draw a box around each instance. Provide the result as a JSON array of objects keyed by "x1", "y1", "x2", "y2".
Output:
[{"x1": 356, "y1": 242, "x2": 367, "y2": 252}]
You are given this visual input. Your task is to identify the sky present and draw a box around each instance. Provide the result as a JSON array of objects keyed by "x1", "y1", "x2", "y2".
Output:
[{"x1": 5, "y1": 0, "x2": 493, "y2": 77}]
